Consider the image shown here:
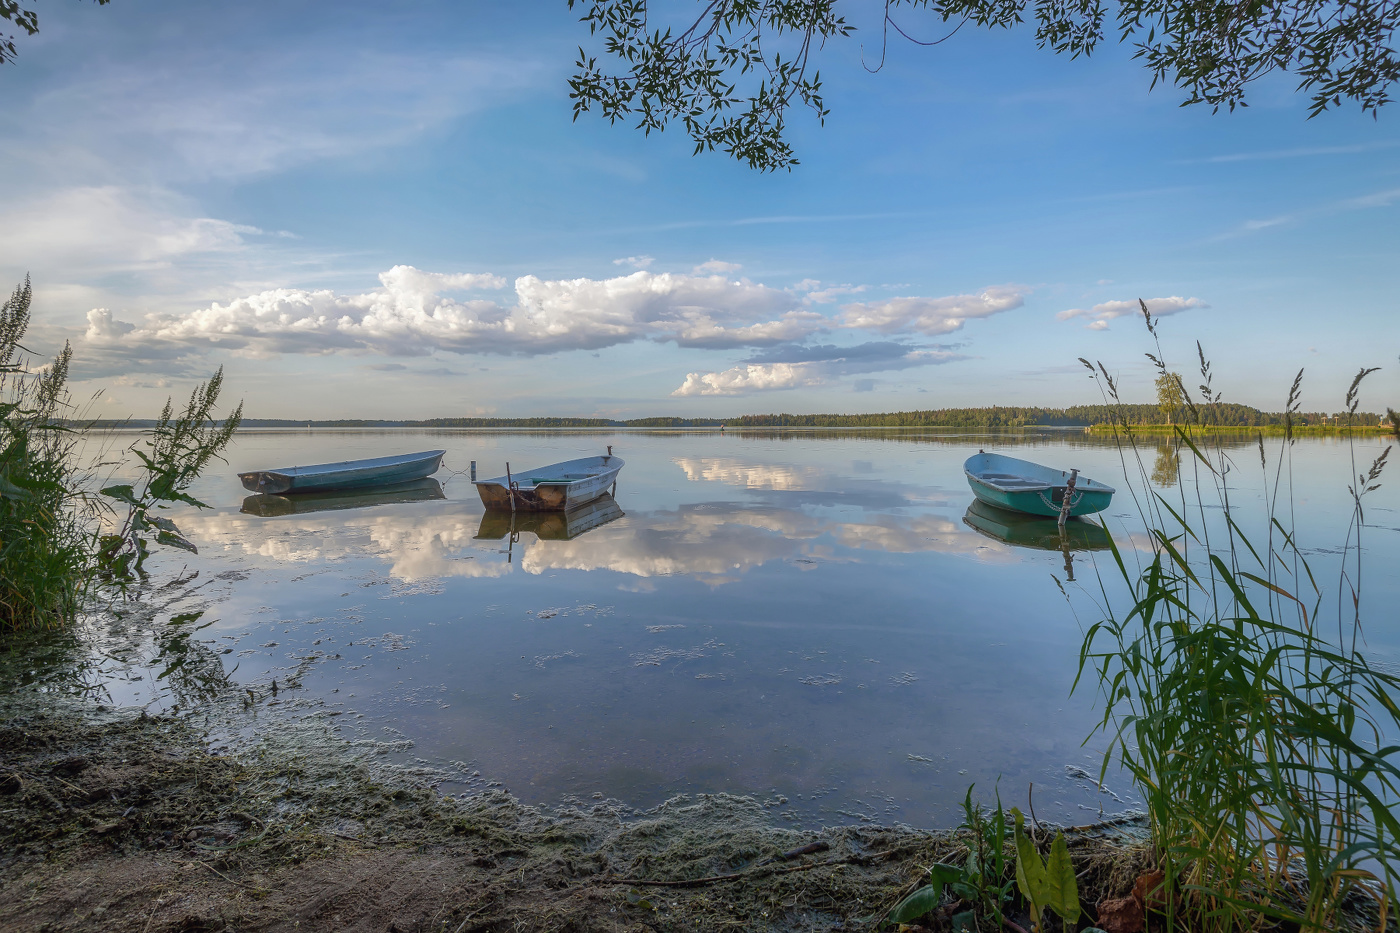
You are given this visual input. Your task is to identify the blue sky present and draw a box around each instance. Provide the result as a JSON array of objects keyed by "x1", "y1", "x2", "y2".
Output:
[{"x1": 3, "y1": 0, "x2": 1397, "y2": 418}]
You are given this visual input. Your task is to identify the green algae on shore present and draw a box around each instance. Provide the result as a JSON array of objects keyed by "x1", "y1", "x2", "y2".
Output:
[{"x1": 0, "y1": 678, "x2": 1164, "y2": 932}]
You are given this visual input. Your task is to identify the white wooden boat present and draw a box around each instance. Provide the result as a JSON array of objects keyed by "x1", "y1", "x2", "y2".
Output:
[
  {"x1": 473, "y1": 450, "x2": 623, "y2": 511},
  {"x1": 963, "y1": 451, "x2": 1114, "y2": 517},
  {"x1": 238, "y1": 449, "x2": 445, "y2": 495}
]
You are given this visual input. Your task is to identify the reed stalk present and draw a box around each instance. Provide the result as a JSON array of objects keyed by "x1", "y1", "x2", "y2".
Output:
[
  {"x1": 1074, "y1": 304, "x2": 1400, "y2": 931},
  {"x1": 1, "y1": 276, "x2": 241, "y2": 633},
  {"x1": 0, "y1": 277, "x2": 90, "y2": 631}
]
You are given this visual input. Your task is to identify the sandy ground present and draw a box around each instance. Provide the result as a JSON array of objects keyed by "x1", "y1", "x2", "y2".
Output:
[{"x1": 0, "y1": 701, "x2": 1003, "y2": 933}]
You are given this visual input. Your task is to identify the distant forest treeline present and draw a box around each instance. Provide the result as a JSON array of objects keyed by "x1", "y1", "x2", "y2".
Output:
[
  {"x1": 724, "y1": 405, "x2": 1389, "y2": 428},
  {"x1": 80, "y1": 404, "x2": 1392, "y2": 430}
]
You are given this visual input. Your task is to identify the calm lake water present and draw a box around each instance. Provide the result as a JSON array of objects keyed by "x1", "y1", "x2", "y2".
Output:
[{"x1": 82, "y1": 428, "x2": 1400, "y2": 829}]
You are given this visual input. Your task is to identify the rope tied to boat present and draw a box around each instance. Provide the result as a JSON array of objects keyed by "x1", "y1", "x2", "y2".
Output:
[{"x1": 1037, "y1": 488, "x2": 1082, "y2": 513}]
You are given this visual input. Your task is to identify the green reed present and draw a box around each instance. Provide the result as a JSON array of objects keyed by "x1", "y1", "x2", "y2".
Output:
[
  {"x1": 1074, "y1": 305, "x2": 1400, "y2": 932},
  {"x1": 97, "y1": 368, "x2": 241, "y2": 581},
  {"x1": 1, "y1": 277, "x2": 241, "y2": 634},
  {"x1": 0, "y1": 277, "x2": 91, "y2": 631}
]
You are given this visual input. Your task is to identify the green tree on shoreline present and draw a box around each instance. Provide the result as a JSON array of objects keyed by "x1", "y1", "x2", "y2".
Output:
[{"x1": 1155, "y1": 371, "x2": 1185, "y2": 426}]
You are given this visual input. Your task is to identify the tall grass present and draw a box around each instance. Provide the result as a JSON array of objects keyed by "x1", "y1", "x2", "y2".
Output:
[
  {"x1": 0, "y1": 277, "x2": 90, "y2": 630},
  {"x1": 0, "y1": 276, "x2": 241, "y2": 634},
  {"x1": 1075, "y1": 305, "x2": 1400, "y2": 931}
]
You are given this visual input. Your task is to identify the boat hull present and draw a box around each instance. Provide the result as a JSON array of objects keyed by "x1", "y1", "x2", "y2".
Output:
[
  {"x1": 964, "y1": 452, "x2": 1114, "y2": 518},
  {"x1": 474, "y1": 455, "x2": 623, "y2": 511},
  {"x1": 239, "y1": 450, "x2": 445, "y2": 494},
  {"x1": 966, "y1": 475, "x2": 1113, "y2": 517}
]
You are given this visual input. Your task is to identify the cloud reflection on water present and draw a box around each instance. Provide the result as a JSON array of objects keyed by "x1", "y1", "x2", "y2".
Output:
[
  {"x1": 673, "y1": 456, "x2": 822, "y2": 490},
  {"x1": 181, "y1": 509, "x2": 510, "y2": 580},
  {"x1": 181, "y1": 498, "x2": 1014, "y2": 585}
]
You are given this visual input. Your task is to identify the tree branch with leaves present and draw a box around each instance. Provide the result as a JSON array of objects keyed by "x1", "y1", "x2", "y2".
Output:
[
  {"x1": 1, "y1": 0, "x2": 109, "y2": 65},
  {"x1": 570, "y1": 0, "x2": 1400, "y2": 171}
]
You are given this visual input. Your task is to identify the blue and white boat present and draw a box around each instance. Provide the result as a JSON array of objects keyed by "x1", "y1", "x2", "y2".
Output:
[{"x1": 238, "y1": 450, "x2": 445, "y2": 495}]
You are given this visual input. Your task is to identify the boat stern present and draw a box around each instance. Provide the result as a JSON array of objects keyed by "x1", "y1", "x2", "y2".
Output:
[
  {"x1": 240, "y1": 471, "x2": 292, "y2": 494},
  {"x1": 474, "y1": 481, "x2": 572, "y2": 511},
  {"x1": 473, "y1": 481, "x2": 513, "y2": 510}
]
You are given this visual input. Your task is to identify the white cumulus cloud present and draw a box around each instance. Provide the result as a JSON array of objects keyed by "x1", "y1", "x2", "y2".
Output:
[
  {"x1": 672, "y1": 342, "x2": 967, "y2": 396},
  {"x1": 75, "y1": 267, "x2": 1027, "y2": 391},
  {"x1": 673, "y1": 363, "x2": 818, "y2": 396},
  {"x1": 838, "y1": 286, "x2": 1027, "y2": 335},
  {"x1": 83, "y1": 266, "x2": 817, "y2": 359},
  {"x1": 1057, "y1": 296, "x2": 1208, "y2": 330}
]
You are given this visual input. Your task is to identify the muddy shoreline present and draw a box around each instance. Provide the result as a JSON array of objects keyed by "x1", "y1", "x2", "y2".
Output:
[{"x1": 0, "y1": 685, "x2": 1166, "y2": 933}]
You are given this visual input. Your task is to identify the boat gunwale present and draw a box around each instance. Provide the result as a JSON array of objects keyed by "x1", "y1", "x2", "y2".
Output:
[
  {"x1": 472, "y1": 455, "x2": 624, "y2": 492},
  {"x1": 965, "y1": 473, "x2": 1055, "y2": 493},
  {"x1": 239, "y1": 449, "x2": 446, "y2": 481},
  {"x1": 963, "y1": 452, "x2": 1116, "y2": 495}
]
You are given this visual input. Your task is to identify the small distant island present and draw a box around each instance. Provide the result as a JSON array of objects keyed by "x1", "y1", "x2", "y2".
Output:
[{"x1": 80, "y1": 403, "x2": 1397, "y2": 433}]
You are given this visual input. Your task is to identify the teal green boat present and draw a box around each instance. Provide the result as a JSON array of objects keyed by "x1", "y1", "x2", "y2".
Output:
[{"x1": 963, "y1": 451, "x2": 1114, "y2": 518}]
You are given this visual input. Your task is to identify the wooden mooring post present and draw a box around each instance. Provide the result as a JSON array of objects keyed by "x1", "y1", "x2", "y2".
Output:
[{"x1": 1058, "y1": 469, "x2": 1079, "y2": 530}]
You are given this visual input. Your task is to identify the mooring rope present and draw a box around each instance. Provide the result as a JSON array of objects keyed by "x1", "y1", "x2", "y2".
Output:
[{"x1": 1037, "y1": 488, "x2": 1082, "y2": 513}]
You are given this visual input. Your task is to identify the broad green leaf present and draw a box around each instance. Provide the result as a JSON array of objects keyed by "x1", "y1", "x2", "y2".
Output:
[
  {"x1": 132, "y1": 535, "x2": 151, "y2": 576},
  {"x1": 888, "y1": 883, "x2": 942, "y2": 923},
  {"x1": 950, "y1": 910, "x2": 977, "y2": 933},
  {"x1": 100, "y1": 483, "x2": 140, "y2": 506},
  {"x1": 1011, "y1": 808, "x2": 1046, "y2": 899},
  {"x1": 170, "y1": 611, "x2": 204, "y2": 626},
  {"x1": 927, "y1": 862, "x2": 963, "y2": 889},
  {"x1": 148, "y1": 514, "x2": 181, "y2": 534},
  {"x1": 1011, "y1": 808, "x2": 1047, "y2": 930},
  {"x1": 156, "y1": 529, "x2": 198, "y2": 554},
  {"x1": 1045, "y1": 833, "x2": 1080, "y2": 924}
]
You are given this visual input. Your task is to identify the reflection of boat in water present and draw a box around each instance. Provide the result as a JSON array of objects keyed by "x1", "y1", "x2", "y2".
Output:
[
  {"x1": 239, "y1": 449, "x2": 445, "y2": 494},
  {"x1": 475, "y1": 494, "x2": 625, "y2": 541},
  {"x1": 473, "y1": 450, "x2": 623, "y2": 511},
  {"x1": 963, "y1": 499, "x2": 1110, "y2": 582},
  {"x1": 962, "y1": 500, "x2": 1111, "y2": 551},
  {"x1": 240, "y1": 478, "x2": 445, "y2": 517},
  {"x1": 964, "y1": 451, "x2": 1114, "y2": 517}
]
